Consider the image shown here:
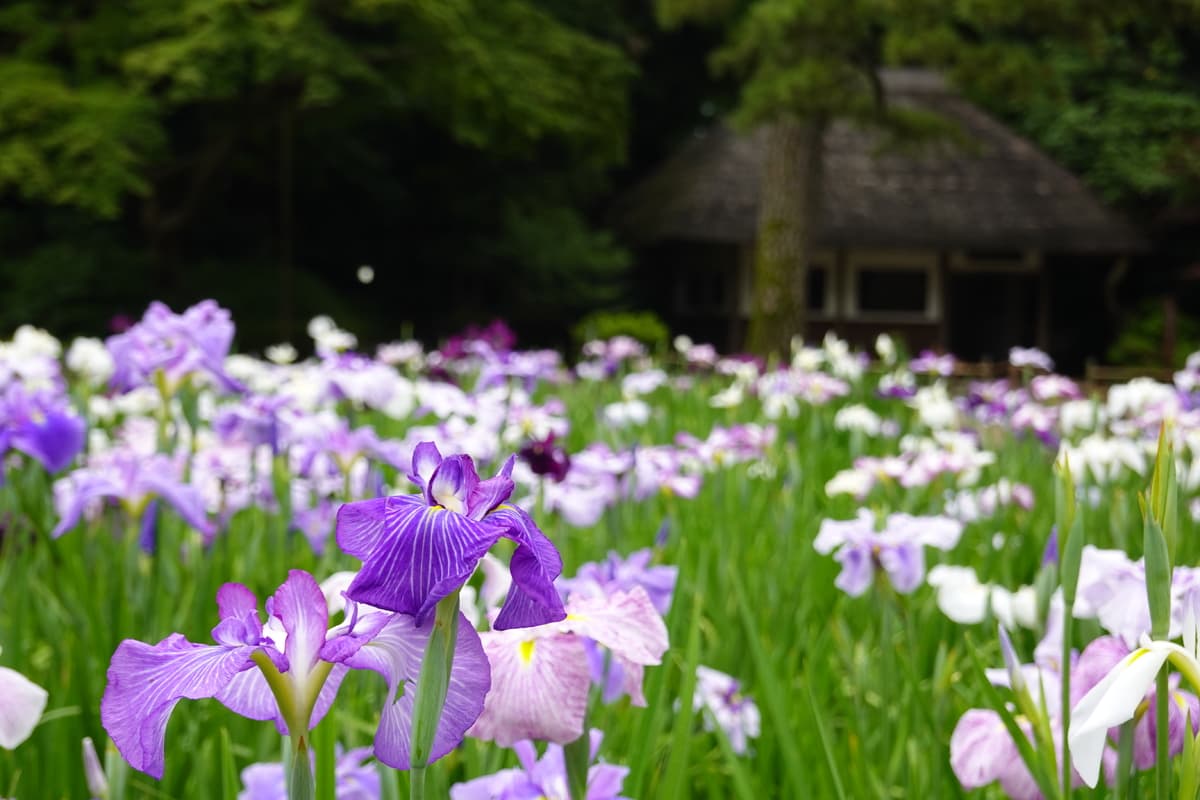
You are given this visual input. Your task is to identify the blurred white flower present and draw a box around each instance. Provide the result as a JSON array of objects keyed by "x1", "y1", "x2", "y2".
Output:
[
  {"x1": 265, "y1": 343, "x2": 298, "y2": 365},
  {"x1": 65, "y1": 337, "x2": 115, "y2": 384}
]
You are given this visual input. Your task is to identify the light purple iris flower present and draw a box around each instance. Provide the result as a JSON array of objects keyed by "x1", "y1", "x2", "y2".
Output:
[
  {"x1": 213, "y1": 395, "x2": 291, "y2": 454},
  {"x1": 0, "y1": 387, "x2": 85, "y2": 473},
  {"x1": 557, "y1": 548, "x2": 678, "y2": 616},
  {"x1": 239, "y1": 746, "x2": 380, "y2": 800},
  {"x1": 951, "y1": 710, "x2": 1046, "y2": 799},
  {"x1": 951, "y1": 617, "x2": 1082, "y2": 798},
  {"x1": 107, "y1": 300, "x2": 243, "y2": 394},
  {"x1": 1075, "y1": 546, "x2": 1200, "y2": 647},
  {"x1": 814, "y1": 509, "x2": 963, "y2": 596},
  {"x1": 336, "y1": 442, "x2": 565, "y2": 630},
  {"x1": 693, "y1": 665, "x2": 760, "y2": 755},
  {"x1": 451, "y1": 730, "x2": 630, "y2": 800},
  {"x1": 52, "y1": 451, "x2": 214, "y2": 539},
  {"x1": 101, "y1": 570, "x2": 489, "y2": 778},
  {"x1": 468, "y1": 587, "x2": 668, "y2": 746}
]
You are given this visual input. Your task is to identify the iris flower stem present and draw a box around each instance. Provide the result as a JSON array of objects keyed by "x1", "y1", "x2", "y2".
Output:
[
  {"x1": 410, "y1": 593, "x2": 462, "y2": 800},
  {"x1": 1060, "y1": 610, "x2": 1073, "y2": 799},
  {"x1": 1157, "y1": 669, "x2": 1170, "y2": 799},
  {"x1": 1116, "y1": 720, "x2": 1135, "y2": 800}
]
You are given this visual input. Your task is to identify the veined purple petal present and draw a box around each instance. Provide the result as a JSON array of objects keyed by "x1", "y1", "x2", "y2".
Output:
[
  {"x1": 467, "y1": 456, "x2": 516, "y2": 520},
  {"x1": 336, "y1": 497, "x2": 389, "y2": 557},
  {"x1": 345, "y1": 496, "x2": 506, "y2": 624},
  {"x1": 343, "y1": 612, "x2": 489, "y2": 769},
  {"x1": 215, "y1": 668, "x2": 279, "y2": 726},
  {"x1": 563, "y1": 587, "x2": 667, "y2": 667},
  {"x1": 486, "y1": 505, "x2": 565, "y2": 630},
  {"x1": 217, "y1": 584, "x2": 260, "y2": 622},
  {"x1": 212, "y1": 584, "x2": 264, "y2": 647},
  {"x1": 267, "y1": 571, "x2": 329, "y2": 674},
  {"x1": 101, "y1": 634, "x2": 257, "y2": 778},
  {"x1": 468, "y1": 632, "x2": 590, "y2": 746},
  {"x1": 320, "y1": 609, "x2": 394, "y2": 664}
]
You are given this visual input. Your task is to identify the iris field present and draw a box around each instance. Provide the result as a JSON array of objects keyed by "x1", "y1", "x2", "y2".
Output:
[{"x1": 2, "y1": 301, "x2": 1199, "y2": 799}]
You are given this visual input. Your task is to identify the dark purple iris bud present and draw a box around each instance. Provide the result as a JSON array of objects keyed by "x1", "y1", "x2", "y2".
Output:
[{"x1": 518, "y1": 434, "x2": 571, "y2": 482}]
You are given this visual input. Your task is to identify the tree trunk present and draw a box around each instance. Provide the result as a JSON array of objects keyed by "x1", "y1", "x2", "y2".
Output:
[{"x1": 746, "y1": 116, "x2": 826, "y2": 357}]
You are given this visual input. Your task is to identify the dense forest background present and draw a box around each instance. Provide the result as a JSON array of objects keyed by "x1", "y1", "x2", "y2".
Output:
[{"x1": 1, "y1": 0, "x2": 1198, "y2": 354}]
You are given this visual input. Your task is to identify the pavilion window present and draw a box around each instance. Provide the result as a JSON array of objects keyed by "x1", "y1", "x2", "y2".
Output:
[{"x1": 856, "y1": 269, "x2": 928, "y2": 314}]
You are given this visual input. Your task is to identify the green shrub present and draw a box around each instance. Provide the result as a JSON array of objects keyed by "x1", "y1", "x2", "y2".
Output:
[
  {"x1": 571, "y1": 310, "x2": 669, "y2": 351},
  {"x1": 1107, "y1": 298, "x2": 1200, "y2": 367}
]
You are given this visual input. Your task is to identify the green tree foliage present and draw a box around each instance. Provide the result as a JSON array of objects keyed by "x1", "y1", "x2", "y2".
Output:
[
  {"x1": 655, "y1": 0, "x2": 1200, "y2": 354},
  {"x1": 0, "y1": 0, "x2": 635, "y2": 343},
  {"x1": 953, "y1": 16, "x2": 1200, "y2": 213}
]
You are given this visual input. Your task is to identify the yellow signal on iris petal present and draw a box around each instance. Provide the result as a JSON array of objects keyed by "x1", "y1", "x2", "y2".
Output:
[{"x1": 518, "y1": 640, "x2": 536, "y2": 664}]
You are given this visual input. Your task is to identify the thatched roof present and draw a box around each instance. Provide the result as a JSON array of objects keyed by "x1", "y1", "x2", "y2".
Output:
[{"x1": 615, "y1": 69, "x2": 1144, "y2": 254}]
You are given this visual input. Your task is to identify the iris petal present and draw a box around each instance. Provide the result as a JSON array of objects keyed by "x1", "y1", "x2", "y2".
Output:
[
  {"x1": 469, "y1": 632, "x2": 590, "y2": 746},
  {"x1": 562, "y1": 587, "x2": 668, "y2": 668},
  {"x1": 0, "y1": 665, "x2": 48, "y2": 750},
  {"x1": 487, "y1": 506, "x2": 565, "y2": 630},
  {"x1": 346, "y1": 496, "x2": 506, "y2": 624},
  {"x1": 101, "y1": 635, "x2": 257, "y2": 778},
  {"x1": 343, "y1": 612, "x2": 489, "y2": 769},
  {"x1": 335, "y1": 498, "x2": 389, "y2": 559}
]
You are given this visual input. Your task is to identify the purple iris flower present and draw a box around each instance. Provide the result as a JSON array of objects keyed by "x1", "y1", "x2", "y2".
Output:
[
  {"x1": 693, "y1": 666, "x2": 761, "y2": 755},
  {"x1": 1, "y1": 387, "x2": 85, "y2": 473},
  {"x1": 557, "y1": 548, "x2": 678, "y2": 616},
  {"x1": 52, "y1": 451, "x2": 214, "y2": 540},
  {"x1": 239, "y1": 746, "x2": 380, "y2": 799},
  {"x1": 336, "y1": 442, "x2": 565, "y2": 630},
  {"x1": 101, "y1": 570, "x2": 489, "y2": 778},
  {"x1": 813, "y1": 509, "x2": 963, "y2": 596},
  {"x1": 106, "y1": 300, "x2": 243, "y2": 394},
  {"x1": 213, "y1": 395, "x2": 291, "y2": 454},
  {"x1": 451, "y1": 730, "x2": 629, "y2": 800}
]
